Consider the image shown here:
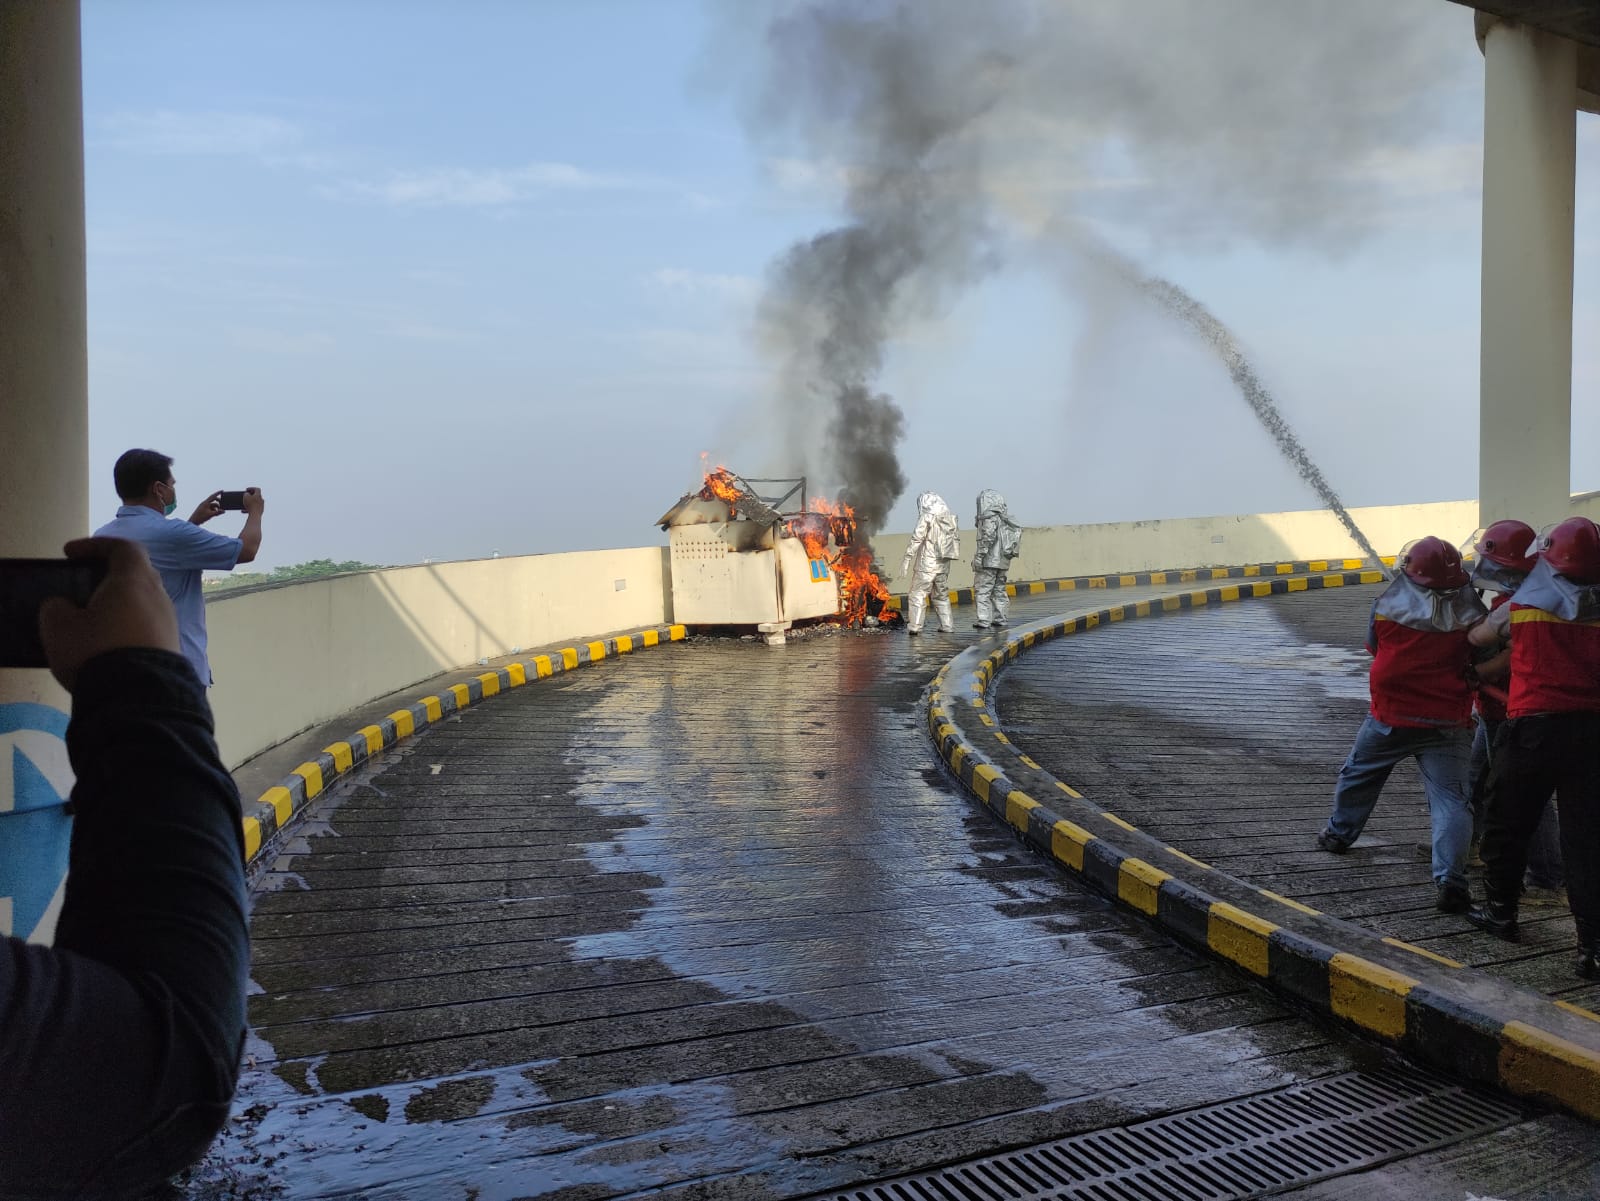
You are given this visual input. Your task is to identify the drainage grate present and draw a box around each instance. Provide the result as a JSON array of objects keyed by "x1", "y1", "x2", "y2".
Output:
[{"x1": 817, "y1": 1066, "x2": 1523, "y2": 1201}]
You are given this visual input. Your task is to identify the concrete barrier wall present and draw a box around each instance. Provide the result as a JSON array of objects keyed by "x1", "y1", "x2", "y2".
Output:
[
  {"x1": 207, "y1": 497, "x2": 1501, "y2": 768},
  {"x1": 208, "y1": 546, "x2": 672, "y2": 768},
  {"x1": 874, "y1": 500, "x2": 1481, "y2": 592}
]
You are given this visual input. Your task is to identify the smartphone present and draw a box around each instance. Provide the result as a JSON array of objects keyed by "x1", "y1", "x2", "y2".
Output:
[
  {"x1": 0, "y1": 557, "x2": 109, "y2": 669},
  {"x1": 218, "y1": 491, "x2": 246, "y2": 511}
]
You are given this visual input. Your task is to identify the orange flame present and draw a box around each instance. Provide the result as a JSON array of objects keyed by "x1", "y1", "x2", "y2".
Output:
[
  {"x1": 787, "y1": 496, "x2": 894, "y2": 627},
  {"x1": 698, "y1": 463, "x2": 745, "y2": 514}
]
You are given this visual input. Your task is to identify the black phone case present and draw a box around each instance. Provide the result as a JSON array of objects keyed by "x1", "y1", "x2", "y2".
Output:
[{"x1": 0, "y1": 558, "x2": 109, "y2": 668}]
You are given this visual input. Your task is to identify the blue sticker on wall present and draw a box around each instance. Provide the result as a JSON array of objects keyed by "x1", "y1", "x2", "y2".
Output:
[
  {"x1": 809, "y1": 558, "x2": 832, "y2": 582},
  {"x1": 0, "y1": 702, "x2": 73, "y2": 941}
]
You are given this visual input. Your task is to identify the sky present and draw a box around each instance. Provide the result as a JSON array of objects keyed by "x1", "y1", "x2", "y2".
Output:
[{"x1": 82, "y1": 0, "x2": 1600, "y2": 570}]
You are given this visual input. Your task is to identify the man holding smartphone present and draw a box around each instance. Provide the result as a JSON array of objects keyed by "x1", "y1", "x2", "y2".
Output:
[{"x1": 93, "y1": 448, "x2": 264, "y2": 685}]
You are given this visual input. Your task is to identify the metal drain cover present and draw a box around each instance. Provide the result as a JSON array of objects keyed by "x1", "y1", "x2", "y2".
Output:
[{"x1": 817, "y1": 1066, "x2": 1524, "y2": 1201}]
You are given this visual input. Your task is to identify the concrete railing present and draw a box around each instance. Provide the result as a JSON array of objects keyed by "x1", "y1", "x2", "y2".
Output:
[
  {"x1": 208, "y1": 547, "x2": 672, "y2": 768},
  {"x1": 873, "y1": 499, "x2": 1481, "y2": 592}
]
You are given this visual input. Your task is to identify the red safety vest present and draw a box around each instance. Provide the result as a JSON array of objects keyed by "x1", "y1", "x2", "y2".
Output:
[
  {"x1": 1508, "y1": 603, "x2": 1600, "y2": 717},
  {"x1": 1369, "y1": 616, "x2": 1474, "y2": 728}
]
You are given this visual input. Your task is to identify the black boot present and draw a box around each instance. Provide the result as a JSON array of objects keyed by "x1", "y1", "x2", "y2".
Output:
[
  {"x1": 1576, "y1": 920, "x2": 1598, "y2": 980},
  {"x1": 1466, "y1": 888, "x2": 1520, "y2": 942}
]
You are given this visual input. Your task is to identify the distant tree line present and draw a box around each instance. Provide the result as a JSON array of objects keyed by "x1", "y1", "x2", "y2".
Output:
[{"x1": 203, "y1": 559, "x2": 385, "y2": 593}]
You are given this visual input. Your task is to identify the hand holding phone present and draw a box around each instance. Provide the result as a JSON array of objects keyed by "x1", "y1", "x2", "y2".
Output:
[
  {"x1": 218, "y1": 491, "x2": 246, "y2": 511},
  {"x1": 6, "y1": 539, "x2": 180, "y2": 689}
]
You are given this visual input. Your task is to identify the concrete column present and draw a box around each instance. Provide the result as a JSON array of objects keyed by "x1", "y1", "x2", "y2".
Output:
[
  {"x1": 0, "y1": 2, "x2": 88, "y2": 944},
  {"x1": 1479, "y1": 19, "x2": 1577, "y2": 530}
]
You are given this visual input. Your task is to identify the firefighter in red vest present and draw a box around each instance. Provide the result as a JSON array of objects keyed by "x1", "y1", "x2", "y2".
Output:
[
  {"x1": 1316, "y1": 536, "x2": 1487, "y2": 913},
  {"x1": 1464, "y1": 520, "x2": 1563, "y2": 895},
  {"x1": 1467, "y1": 516, "x2": 1600, "y2": 976}
]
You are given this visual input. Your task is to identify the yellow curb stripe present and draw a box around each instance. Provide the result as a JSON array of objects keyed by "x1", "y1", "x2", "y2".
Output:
[
  {"x1": 534, "y1": 655, "x2": 553, "y2": 678},
  {"x1": 324, "y1": 741, "x2": 354, "y2": 775},
  {"x1": 1209, "y1": 902, "x2": 1277, "y2": 977},
  {"x1": 1259, "y1": 888, "x2": 1320, "y2": 916},
  {"x1": 507, "y1": 663, "x2": 527, "y2": 687},
  {"x1": 1051, "y1": 819, "x2": 1096, "y2": 871},
  {"x1": 616, "y1": 634, "x2": 634, "y2": 653},
  {"x1": 1101, "y1": 811, "x2": 1138, "y2": 832},
  {"x1": 263, "y1": 785, "x2": 294, "y2": 825},
  {"x1": 1005, "y1": 790, "x2": 1040, "y2": 832},
  {"x1": 642, "y1": 629, "x2": 660, "y2": 647},
  {"x1": 389, "y1": 709, "x2": 415, "y2": 739},
  {"x1": 1555, "y1": 1000, "x2": 1600, "y2": 1025},
  {"x1": 561, "y1": 648, "x2": 579, "y2": 670},
  {"x1": 1118, "y1": 858, "x2": 1170, "y2": 916},
  {"x1": 949, "y1": 744, "x2": 968, "y2": 775},
  {"x1": 291, "y1": 763, "x2": 323, "y2": 801},
  {"x1": 1165, "y1": 846, "x2": 1211, "y2": 870},
  {"x1": 1018, "y1": 754, "x2": 1041, "y2": 770},
  {"x1": 587, "y1": 640, "x2": 607, "y2": 661},
  {"x1": 1329, "y1": 953, "x2": 1416, "y2": 1039},
  {"x1": 669, "y1": 625, "x2": 687, "y2": 640},
  {"x1": 1056, "y1": 781, "x2": 1083, "y2": 799},
  {"x1": 477, "y1": 672, "x2": 500, "y2": 697},
  {"x1": 242, "y1": 816, "x2": 262, "y2": 860},
  {"x1": 449, "y1": 683, "x2": 471, "y2": 709},
  {"x1": 1381, "y1": 937, "x2": 1463, "y2": 969},
  {"x1": 1500, "y1": 1020, "x2": 1600, "y2": 1120},
  {"x1": 358, "y1": 725, "x2": 384, "y2": 755},
  {"x1": 971, "y1": 763, "x2": 1002, "y2": 804},
  {"x1": 421, "y1": 696, "x2": 443, "y2": 723}
]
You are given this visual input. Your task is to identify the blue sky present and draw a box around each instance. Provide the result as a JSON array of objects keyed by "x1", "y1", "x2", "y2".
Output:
[{"x1": 83, "y1": 1, "x2": 1600, "y2": 569}]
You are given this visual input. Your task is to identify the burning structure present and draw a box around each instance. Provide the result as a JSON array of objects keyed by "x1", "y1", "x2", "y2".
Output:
[{"x1": 657, "y1": 466, "x2": 896, "y2": 642}]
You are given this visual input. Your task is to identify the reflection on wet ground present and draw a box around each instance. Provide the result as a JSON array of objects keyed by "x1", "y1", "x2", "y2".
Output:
[
  {"x1": 184, "y1": 588, "x2": 1598, "y2": 1199},
  {"x1": 996, "y1": 585, "x2": 1600, "y2": 1013}
]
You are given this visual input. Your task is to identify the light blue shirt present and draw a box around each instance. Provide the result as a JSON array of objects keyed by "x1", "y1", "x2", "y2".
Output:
[{"x1": 94, "y1": 505, "x2": 243, "y2": 685}]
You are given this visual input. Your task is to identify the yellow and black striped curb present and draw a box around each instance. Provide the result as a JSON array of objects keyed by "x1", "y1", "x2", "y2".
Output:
[
  {"x1": 886, "y1": 555, "x2": 1394, "y2": 611},
  {"x1": 926, "y1": 570, "x2": 1600, "y2": 1124},
  {"x1": 242, "y1": 625, "x2": 688, "y2": 864}
]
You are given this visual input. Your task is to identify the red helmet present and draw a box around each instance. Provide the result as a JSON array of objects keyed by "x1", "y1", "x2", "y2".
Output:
[
  {"x1": 1476, "y1": 520, "x2": 1537, "y2": 573},
  {"x1": 1399, "y1": 535, "x2": 1469, "y2": 589},
  {"x1": 1540, "y1": 517, "x2": 1600, "y2": 584}
]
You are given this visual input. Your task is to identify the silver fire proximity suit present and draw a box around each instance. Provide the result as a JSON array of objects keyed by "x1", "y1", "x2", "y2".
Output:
[
  {"x1": 900, "y1": 492, "x2": 961, "y2": 633},
  {"x1": 973, "y1": 489, "x2": 1021, "y2": 628}
]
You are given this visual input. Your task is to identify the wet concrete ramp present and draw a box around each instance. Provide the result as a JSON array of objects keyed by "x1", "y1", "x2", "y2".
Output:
[
  {"x1": 192, "y1": 588, "x2": 1599, "y2": 1199},
  {"x1": 997, "y1": 585, "x2": 1600, "y2": 1012}
]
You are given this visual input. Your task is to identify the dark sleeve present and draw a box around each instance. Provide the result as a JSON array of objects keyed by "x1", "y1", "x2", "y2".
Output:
[{"x1": 0, "y1": 648, "x2": 249, "y2": 1198}]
